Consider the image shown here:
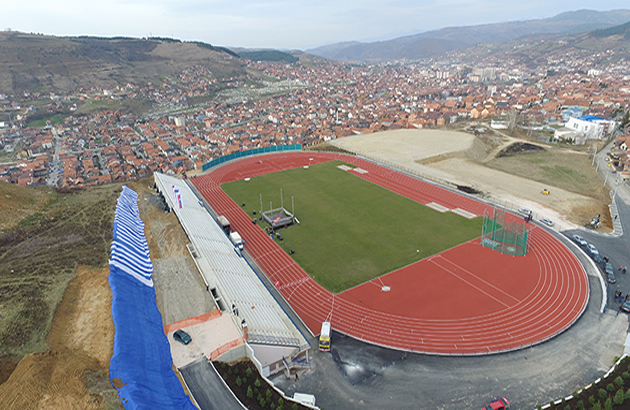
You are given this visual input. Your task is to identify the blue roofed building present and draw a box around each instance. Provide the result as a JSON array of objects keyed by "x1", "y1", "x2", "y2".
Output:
[{"x1": 553, "y1": 115, "x2": 617, "y2": 145}]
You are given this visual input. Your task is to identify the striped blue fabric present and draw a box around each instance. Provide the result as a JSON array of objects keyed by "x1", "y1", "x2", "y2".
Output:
[{"x1": 108, "y1": 186, "x2": 196, "y2": 410}]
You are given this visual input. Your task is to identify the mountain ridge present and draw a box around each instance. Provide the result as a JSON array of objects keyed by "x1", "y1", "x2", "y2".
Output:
[
  {"x1": 307, "y1": 9, "x2": 630, "y2": 61},
  {"x1": 0, "y1": 32, "x2": 251, "y2": 95}
]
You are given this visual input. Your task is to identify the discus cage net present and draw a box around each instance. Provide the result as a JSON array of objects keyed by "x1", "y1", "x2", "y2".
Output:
[{"x1": 481, "y1": 208, "x2": 529, "y2": 256}]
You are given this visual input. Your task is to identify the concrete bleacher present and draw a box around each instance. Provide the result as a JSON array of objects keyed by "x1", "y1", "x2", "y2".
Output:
[{"x1": 154, "y1": 173, "x2": 307, "y2": 350}]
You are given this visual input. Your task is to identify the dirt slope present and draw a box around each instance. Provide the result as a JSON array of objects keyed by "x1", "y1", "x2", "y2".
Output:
[{"x1": 0, "y1": 266, "x2": 119, "y2": 410}]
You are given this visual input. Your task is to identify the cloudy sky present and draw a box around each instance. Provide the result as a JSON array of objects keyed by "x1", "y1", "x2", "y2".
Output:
[{"x1": 2, "y1": 1, "x2": 629, "y2": 49}]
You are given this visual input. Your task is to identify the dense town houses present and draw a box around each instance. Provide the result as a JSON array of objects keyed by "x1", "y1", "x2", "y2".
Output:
[{"x1": 1, "y1": 55, "x2": 630, "y2": 188}]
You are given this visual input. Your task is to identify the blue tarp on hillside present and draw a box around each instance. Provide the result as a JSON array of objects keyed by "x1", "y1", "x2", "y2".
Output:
[{"x1": 109, "y1": 186, "x2": 196, "y2": 410}]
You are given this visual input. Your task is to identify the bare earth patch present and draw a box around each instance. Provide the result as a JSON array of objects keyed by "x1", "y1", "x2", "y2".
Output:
[
  {"x1": 429, "y1": 157, "x2": 602, "y2": 230},
  {"x1": 330, "y1": 129, "x2": 476, "y2": 163},
  {"x1": 0, "y1": 266, "x2": 120, "y2": 410}
]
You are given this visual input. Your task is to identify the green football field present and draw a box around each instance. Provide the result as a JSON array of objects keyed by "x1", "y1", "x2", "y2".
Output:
[{"x1": 222, "y1": 160, "x2": 482, "y2": 293}]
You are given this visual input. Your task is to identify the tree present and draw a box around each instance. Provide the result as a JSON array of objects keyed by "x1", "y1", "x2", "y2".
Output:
[
  {"x1": 247, "y1": 385, "x2": 254, "y2": 399},
  {"x1": 604, "y1": 397, "x2": 612, "y2": 410},
  {"x1": 507, "y1": 110, "x2": 522, "y2": 133},
  {"x1": 614, "y1": 388, "x2": 624, "y2": 405}
]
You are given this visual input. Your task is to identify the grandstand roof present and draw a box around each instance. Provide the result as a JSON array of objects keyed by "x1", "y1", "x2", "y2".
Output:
[{"x1": 154, "y1": 173, "x2": 307, "y2": 348}]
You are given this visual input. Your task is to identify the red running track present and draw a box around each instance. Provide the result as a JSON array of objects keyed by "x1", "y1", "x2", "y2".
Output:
[{"x1": 192, "y1": 152, "x2": 590, "y2": 355}]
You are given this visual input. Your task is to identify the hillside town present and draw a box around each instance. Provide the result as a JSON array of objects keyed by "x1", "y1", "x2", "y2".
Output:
[{"x1": 1, "y1": 53, "x2": 630, "y2": 188}]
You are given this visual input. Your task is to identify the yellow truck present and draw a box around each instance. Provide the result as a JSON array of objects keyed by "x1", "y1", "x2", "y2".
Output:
[{"x1": 318, "y1": 321, "x2": 331, "y2": 352}]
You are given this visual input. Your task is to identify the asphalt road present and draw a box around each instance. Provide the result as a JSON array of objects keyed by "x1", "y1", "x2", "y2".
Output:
[
  {"x1": 563, "y1": 197, "x2": 630, "y2": 312},
  {"x1": 563, "y1": 140, "x2": 630, "y2": 312},
  {"x1": 180, "y1": 358, "x2": 245, "y2": 410}
]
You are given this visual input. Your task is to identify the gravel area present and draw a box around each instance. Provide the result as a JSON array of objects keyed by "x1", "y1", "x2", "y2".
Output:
[{"x1": 153, "y1": 257, "x2": 217, "y2": 325}]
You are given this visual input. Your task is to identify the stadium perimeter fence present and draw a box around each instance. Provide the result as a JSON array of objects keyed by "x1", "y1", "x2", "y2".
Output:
[{"x1": 201, "y1": 144, "x2": 302, "y2": 171}]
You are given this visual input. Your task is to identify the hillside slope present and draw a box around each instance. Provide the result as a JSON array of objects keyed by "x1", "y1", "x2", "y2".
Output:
[
  {"x1": 307, "y1": 9, "x2": 630, "y2": 61},
  {"x1": 0, "y1": 32, "x2": 250, "y2": 94},
  {"x1": 0, "y1": 181, "x2": 53, "y2": 232},
  {"x1": 454, "y1": 20, "x2": 630, "y2": 67}
]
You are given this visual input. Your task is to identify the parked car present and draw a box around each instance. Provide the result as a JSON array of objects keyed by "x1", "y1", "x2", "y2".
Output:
[
  {"x1": 572, "y1": 234, "x2": 587, "y2": 247},
  {"x1": 605, "y1": 263, "x2": 614, "y2": 276},
  {"x1": 482, "y1": 397, "x2": 510, "y2": 410},
  {"x1": 620, "y1": 301, "x2": 630, "y2": 313},
  {"x1": 173, "y1": 329, "x2": 192, "y2": 345},
  {"x1": 540, "y1": 218, "x2": 554, "y2": 227},
  {"x1": 587, "y1": 244, "x2": 599, "y2": 257},
  {"x1": 518, "y1": 208, "x2": 532, "y2": 216},
  {"x1": 607, "y1": 271, "x2": 616, "y2": 284}
]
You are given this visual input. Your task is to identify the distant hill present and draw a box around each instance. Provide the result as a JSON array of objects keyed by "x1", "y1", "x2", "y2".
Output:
[
  {"x1": 309, "y1": 37, "x2": 467, "y2": 62},
  {"x1": 591, "y1": 20, "x2": 630, "y2": 38},
  {"x1": 0, "y1": 32, "x2": 251, "y2": 94},
  {"x1": 307, "y1": 9, "x2": 630, "y2": 62},
  {"x1": 237, "y1": 50, "x2": 298, "y2": 63},
  {"x1": 454, "y1": 19, "x2": 630, "y2": 68}
]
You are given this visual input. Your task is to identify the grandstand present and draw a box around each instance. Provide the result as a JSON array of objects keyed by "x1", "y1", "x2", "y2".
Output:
[{"x1": 154, "y1": 173, "x2": 310, "y2": 377}]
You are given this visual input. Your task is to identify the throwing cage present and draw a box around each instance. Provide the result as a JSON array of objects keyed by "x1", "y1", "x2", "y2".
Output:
[{"x1": 481, "y1": 208, "x2": 529, "y2": 256}]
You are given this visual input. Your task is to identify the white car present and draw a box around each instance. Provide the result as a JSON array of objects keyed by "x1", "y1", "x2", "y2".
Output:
[
  {"x1": 518, "y1": 208, "x2": 532, "y2": 215},
  {"x1": 540, "y1": 218, "x2": 554, "y2": 227},
  {"x1": 572, "y1": 234, "x2": 587, "y2": 247}
]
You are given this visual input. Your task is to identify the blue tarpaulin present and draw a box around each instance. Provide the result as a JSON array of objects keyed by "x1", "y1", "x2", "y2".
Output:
[{"x1": 109, "y1": 186, "x2": 196, "y2": 410}]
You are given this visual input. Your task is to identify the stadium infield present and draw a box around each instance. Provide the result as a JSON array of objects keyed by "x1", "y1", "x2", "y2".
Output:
[
  {"x1": 221, "y1": 160, "x2": 481, "y2": 293},
  {"x1": 192, "y1": 151, "x2": 590, "y2": 355}
]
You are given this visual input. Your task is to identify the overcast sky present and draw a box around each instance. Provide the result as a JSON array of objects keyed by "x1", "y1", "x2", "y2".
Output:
[{"x1": 1, "y1": 1, "x2": 629, "y2": 50}]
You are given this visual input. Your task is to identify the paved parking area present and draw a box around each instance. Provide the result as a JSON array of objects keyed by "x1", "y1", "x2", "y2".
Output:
[{"x1": 169, "y1": 314, "x2": 243, "y2": 368}]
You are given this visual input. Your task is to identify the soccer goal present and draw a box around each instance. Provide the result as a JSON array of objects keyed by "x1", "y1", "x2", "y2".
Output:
[{"x1": 481, "y1": 208, "x2": 529, "y2": 256}]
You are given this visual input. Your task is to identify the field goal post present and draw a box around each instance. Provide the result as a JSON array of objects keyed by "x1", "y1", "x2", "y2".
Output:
[{"x1": 481, "y1": 208, "x2": 529, "y2": 256}]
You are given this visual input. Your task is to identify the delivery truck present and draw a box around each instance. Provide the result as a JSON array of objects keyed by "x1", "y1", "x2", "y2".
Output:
[{"x1": 229, "y1": 231, "x2": 244, "y2": 250}]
